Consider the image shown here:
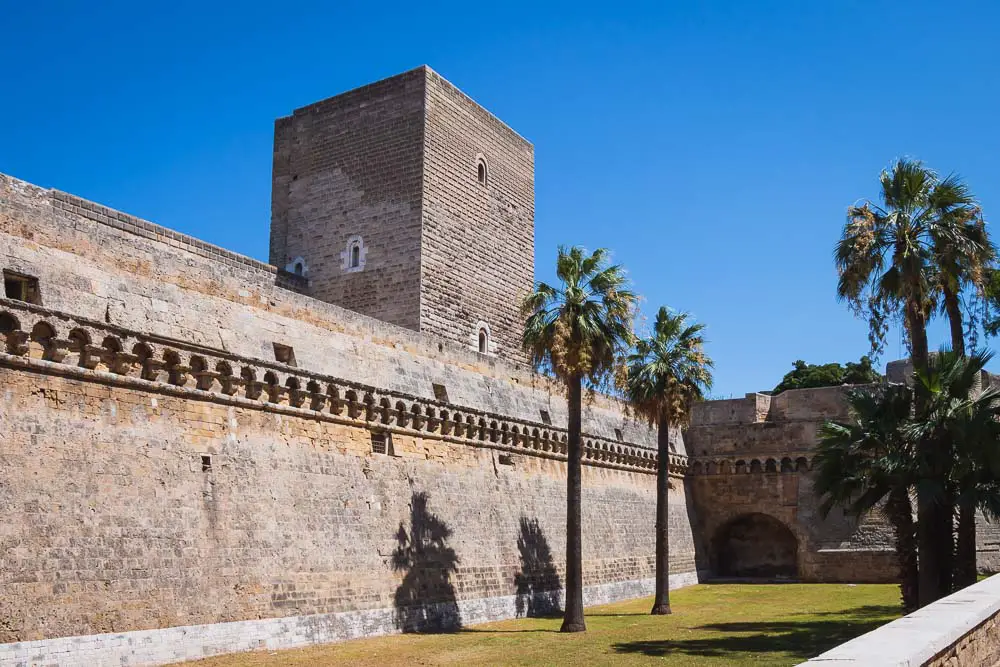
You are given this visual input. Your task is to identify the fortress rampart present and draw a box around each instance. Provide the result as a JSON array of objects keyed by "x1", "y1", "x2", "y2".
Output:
[
  {"x1": 686, "y1": 386, "x2": 899, "y2": 584},
  {"x1": 0, "y1": 171, "x2": 702, "y2": 664},
  {"x1": 0, "y1": 67, "x2": 935, "y2": 665}
]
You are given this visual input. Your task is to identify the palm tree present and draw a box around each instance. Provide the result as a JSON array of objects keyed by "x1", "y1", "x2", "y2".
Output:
[
  {"x1": 521, "y1": 246, "x2": 637, "y2": 632},
  {"x1": 909, "y1": 350, "x2": 1000, "y2": 592},
  {"x1": 624, "y1": 308, "x2": 713, "y2": 615},
  {"x1": 927, "y1": 180, "x2": 994, "y2": 589},
  {"x1": 814, "y1": 384, "x2": 919, "y2": 612},
  {"x1": 834, "y1": 158, "x2": 986, "y2": 604},
  {"x1": 928, "y1": 179, "x2": 992, "y2": 358}
]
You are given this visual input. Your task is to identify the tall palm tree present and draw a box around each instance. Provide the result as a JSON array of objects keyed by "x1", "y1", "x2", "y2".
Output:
[
  {"x1": 521, "y1": 246, "x2": 637, "y2": 633},
  {"x1": 927, "y1": 181, "x2": 994, "y2": 589},
  {"x1": 835, "y1": 158, "x2": 985, "y2": 605},
  {"x1": 928, "y1": 180, "x2": 992, "y2": 359},
  {"x1": 814, "y1": 384, "x2": 919, "y2": 612},
  {"x1": 624, "y1": 308, "x2": 713, "y2": 615},
  {"x1": 909, "y1": 350, "x2": 1000, "y2": 591}
]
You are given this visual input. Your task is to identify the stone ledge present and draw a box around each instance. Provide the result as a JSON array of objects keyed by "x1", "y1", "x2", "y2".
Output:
[
  {"x1": 0, "y1": 298, "x2": 687, "y2": 476},
  {"x1": 0, "y1": 572, "x2": 700, "y2": 667},
  {"x1": 799, "y1": 574, "x2": 1000, "y2": 666}
]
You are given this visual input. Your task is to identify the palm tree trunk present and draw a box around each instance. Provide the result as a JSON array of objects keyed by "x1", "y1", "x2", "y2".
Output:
[
  {"x1": 887, "y1": 487, "x2": 918, "y2": 613},
  {"x1": 908, "y1": 305, "x2": 945, "y2": 608},
  {"x1": 944, "y1": 286, "x2": 977, "y2": 589},
  {"x1": 943, "y1": 287, "x2": 966, "y2": 357},
  {"x1": 650, "y1": 412, "x2": 672, "y2": 615},
  {"x1": 956, "y1": 504, "x2": 978, "y2": 590},
  {"x1": 560, "y1": 373, "x2": 586, "y2": 633}
]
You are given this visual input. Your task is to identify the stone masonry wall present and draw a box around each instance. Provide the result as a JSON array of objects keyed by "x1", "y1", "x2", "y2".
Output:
[
  {"x1": 0, "y1": 350, "x2": 696, "y2": 645},
  {"x1": 0, "y1": 170, "x2": 700, "y2": 656},
  {"x1": 420, "y1": 69, "x2": 535, "y2": 362},
  {"x1": 686, "y1": 387, "x2": 898, "y2": 583},
  {"x1": 0, "y1": 173, "x2": 656, "y2": 451},
  {"x1": 270, "y1": 68, "x2": 426, "y2": 331}
]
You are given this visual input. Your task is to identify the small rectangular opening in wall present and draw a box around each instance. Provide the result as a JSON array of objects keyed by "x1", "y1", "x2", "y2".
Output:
[
  {"x1": 273, "y1": 343, "x2": 297, "y2": 367},
  {"x1": 201, "y1": 455, "x2": 212, "y2": 472},
  {"x1": 614, "y1": 428, "x2": 624, "y2": 442},
  {"x1": 498, "y1": 453, "x2": 515, "y2": 466},
  {"x1": 432, "y1": 383, "x2": 449, "y2": 403},
  {"x1": 539, "y1": 410, "x2": 551, "y2": 425},
  {"x1": 3, "y1": 271, "x2": 41, "y2": 305},
  {"x1": 371, "y1": 431, "x2": 392, "y2": 456}
]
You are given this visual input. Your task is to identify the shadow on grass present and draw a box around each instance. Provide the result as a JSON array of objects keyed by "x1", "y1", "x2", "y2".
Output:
[
  {"x1": 612, "y1": 605, "x2": 899, "y2": 660},
  {"x1": 585, "y1": 613, "x2": 650, "y2": 617},
  {"x1": 459, "y1": 627, "x2": 559, "y2": 634}
]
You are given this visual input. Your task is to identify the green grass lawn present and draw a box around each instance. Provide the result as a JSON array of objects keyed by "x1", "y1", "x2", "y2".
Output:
[{"x1": 185, "y1": 583, "x2": 900, "y2": 667}]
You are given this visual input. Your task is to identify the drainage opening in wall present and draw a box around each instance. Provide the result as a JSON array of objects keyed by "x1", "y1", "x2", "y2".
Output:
[
  {"x1": 432, "y1": 383, "x2": 449, "y2": 402},
  {"x1": 273, "y1": 343, "x2": 297, "y2": 367},
  {"x1": 371, "y1": 432, "x2": 393, "y2": 456},
  {"x1": 3, "y1": 270, "x2": 41, "y2": 305}
]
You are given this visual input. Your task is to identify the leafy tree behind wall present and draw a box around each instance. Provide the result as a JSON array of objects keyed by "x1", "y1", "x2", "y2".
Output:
[{"x1": 773, "y1": 356, "x2": 882, "y2": 394}]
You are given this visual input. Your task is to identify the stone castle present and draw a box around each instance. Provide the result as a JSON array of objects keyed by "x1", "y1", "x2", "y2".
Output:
[{"x1": 0, "y1": 66, "x2": 967, "y2": 665}]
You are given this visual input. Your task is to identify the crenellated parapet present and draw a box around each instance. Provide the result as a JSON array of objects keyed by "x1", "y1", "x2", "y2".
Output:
[{"x1": 0, "y1": 297, "x2": 686, "y2": 476}]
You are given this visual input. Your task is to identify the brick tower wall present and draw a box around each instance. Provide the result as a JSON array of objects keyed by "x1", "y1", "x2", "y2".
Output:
[
  {"x1": 270, "y1": 69, "x2": 426, "y2": 331},
  {"x1": 420, "y1": 70, "x2": 534, "y2": 363}
]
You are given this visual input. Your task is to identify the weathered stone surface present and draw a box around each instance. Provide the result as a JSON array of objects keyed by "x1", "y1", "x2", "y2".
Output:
[
  {"x1": 687, "y1": 387, "x2": 899, "y2": 583},
  {"x1": 0, "y1": 360, "x2": 696, "y2": 645},
  {"x1": 270, "y1": 66, "x2": 534, "y2": 364}
]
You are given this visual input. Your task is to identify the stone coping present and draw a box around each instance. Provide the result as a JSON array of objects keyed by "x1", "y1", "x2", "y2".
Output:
[
  {"x1": 0, "y1": 298, "x2": 687, "y2": 476},
  {"x1": 798, "y1": 574, "x2": 1000, "y2": 666},
  {"x1": 50, "y1": 190, "x2": 307, "y2": 290}
]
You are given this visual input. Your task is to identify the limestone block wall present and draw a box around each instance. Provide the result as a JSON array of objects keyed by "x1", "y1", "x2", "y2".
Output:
[
  {"x1": 686, "y1": 387, "x2": 897, "y2": 582},
  {"x1": 0, "y1": 316, "x2": 697, "y2": 646},
  {"x1": 0, "y1": 169, "x2": 702, "y2": 654},
  {"x1": 686, "y1": 467, "x2": 897, "y2": 582},
  {"x1": 268, "y1": 67, "x2": 534, "y2": 363},
  {"x1": 270, "y1": 68, "x2": 425, "y2": 331},
  {"x1": 0, "y1": 173, "x2": 656, "y2": 451},
  {"x1": 420, "y1": 68, "x2": 534, "y2": 362}
]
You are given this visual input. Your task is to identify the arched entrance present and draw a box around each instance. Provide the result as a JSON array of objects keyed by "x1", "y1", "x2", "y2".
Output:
[{"x1": 713, "y1": 513, "x2": 798, "y2": 579}]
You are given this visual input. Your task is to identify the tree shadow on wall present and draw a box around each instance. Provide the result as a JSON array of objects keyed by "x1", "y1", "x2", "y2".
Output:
[
  {"x1": 612, "y1": 606, "x2": 899, "y2": 660},
  {"x1": 392, "y1": 491, "x2": 462, "y2": 633},
  {"x1": 514, "y1": 517, "x2": 562, "y2": 618}
]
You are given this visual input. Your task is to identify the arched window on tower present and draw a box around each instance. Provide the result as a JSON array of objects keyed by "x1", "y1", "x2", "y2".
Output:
[
  {"x1": 285, "y1": 256, "x2": 307, "y2": 278},
  {"x1": 474, "y1": 321, "x2": 491, "y2": 355},
  {"x1": 342, "y1": 235, "x2": 367, "y2": 273},
  {"x1": 476, "y1": 154, "x2": 488, "y2": 186}
]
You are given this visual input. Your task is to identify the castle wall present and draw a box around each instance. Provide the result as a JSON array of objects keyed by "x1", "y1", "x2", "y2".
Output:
[
  {"x1": 0, "y1": 174, "x2": 655, "y2": 450},
  {"x1": 686, "y1": 386, "x2": 898, "y2": 583},
  {"x1": 270, "y1": 69, "x2": 426, "y2": 331},
  {"x1": 420, "y1": 69, "x2": 534, "y2": 362},
  {"x1": 0, "y1": 172, "x2": 701, "y2": 662},
  {"x1": 0, "y1": 363, "x2": 698, "y2": 645}
]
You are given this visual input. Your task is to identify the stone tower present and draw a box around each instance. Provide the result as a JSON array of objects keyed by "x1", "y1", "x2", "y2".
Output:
[{"x1": 270, "y1": 66, "x2": 535, "y2": 363}]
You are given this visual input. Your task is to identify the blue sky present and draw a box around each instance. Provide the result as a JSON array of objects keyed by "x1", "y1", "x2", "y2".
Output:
[{"x1": 3, "y1": 1, "x2": 999, "y2": 397}]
